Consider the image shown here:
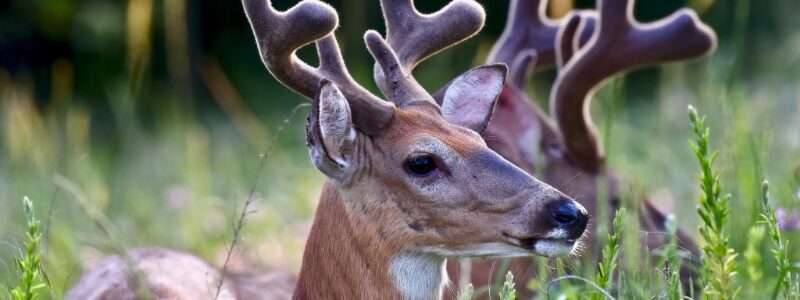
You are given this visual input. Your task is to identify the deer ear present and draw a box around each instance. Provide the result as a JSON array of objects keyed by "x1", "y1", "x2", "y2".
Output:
[
  {"x1": 438, "y1": 64, "x2": 507, "y2": 133},
  {"x1": 307, "y1": 80, "x2": 355, "y2": 181}
]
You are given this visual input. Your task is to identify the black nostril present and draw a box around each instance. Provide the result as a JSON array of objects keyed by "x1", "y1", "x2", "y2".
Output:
[
  {"x1": 544, "y1": 197, "x2": 590, "y2": 234},
  {"x1": 552, "y1": 203, "x2": 579, "y2": 226}
]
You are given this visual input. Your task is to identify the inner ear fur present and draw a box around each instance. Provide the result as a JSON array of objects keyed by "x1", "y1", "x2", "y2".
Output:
[
  {"x1": 433, "y1": 64, "x2": 507, "y2": 133},
  {"x1": 307, "y1": 80, "x2": 356, "y2": 181}
]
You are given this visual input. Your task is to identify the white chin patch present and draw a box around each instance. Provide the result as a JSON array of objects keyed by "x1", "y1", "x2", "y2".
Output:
[
  {"x1": 545, "y1": 228, "x2": 568, "y2": 239},
  {"x1": 533, "y1": 239, "x2": 576, "y2": 257},
  {"x1": 418, "y1": 243, "x2": 532, "y2": 259}
]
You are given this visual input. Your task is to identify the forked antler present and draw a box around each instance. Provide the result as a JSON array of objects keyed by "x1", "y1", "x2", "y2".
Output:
[
  {"x1": 487, "y1": 0, "x2": 595, "y2": 72},
  {"x1": 554, "y1": 12, "x2": 597, "y2": 70},
  {"x1": 374, "y1": 0, "x2": 485, "y2": 107},
  {"x1": 508, "y1": 49, "x2": 537, "y2": 90},
  {"x1": 241, "y1": 0, "x2": 394, "y2": 134},
  {"x1": 550, "y1": 0, "x2": 717, "y2": 172}
]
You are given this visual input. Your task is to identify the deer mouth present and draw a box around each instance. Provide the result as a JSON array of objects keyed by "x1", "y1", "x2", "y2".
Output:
[{"x1": 501, "y1": 232, "x2": 577, "y2": 258}]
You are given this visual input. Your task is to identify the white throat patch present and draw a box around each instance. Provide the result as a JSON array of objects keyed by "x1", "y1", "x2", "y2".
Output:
[{"x1": 389, "y1": 252, "x2": 448, "y2": 300}]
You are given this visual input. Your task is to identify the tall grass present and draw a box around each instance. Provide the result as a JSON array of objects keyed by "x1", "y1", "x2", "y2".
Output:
[
  {"x1": 456, "y1": 283, "x2": 474, "y2": 300},
  {"x1": 760, "y1": 180, "x2": 794, "y2": 299},
  {"x1": 2, "y1": 54, "x2": 798, "y2": 300},
  {"x1": 6, "y1": 197, "x2": 50, "y2": 300},
  {"x1": 689, "y1": 105, "x2": 739, "y2": 299},
  {"x1": 499, "y1": 272, "x2": 517, "y2": 300},
  {"x1": 591, "y1": 208, "x2": 625, "y2": 300}
]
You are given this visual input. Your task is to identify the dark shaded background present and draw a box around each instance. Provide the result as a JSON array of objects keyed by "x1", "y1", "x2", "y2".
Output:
[{"x1": 1, "y1": 0, "x2": 790, "y2": 130}]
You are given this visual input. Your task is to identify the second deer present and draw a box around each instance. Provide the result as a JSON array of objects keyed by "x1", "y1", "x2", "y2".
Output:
[{"x1": 439, "y1": 0, "x2": 717, "y2": 296}]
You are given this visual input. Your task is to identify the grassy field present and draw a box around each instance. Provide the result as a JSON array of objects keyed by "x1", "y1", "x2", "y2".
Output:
[{"x1": 1, "y1": 0, "x2": 800, "y2": 298}]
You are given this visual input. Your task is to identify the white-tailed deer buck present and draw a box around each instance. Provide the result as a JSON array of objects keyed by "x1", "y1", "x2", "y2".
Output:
[
  {"x1": 439, "y1": 0, "x2": 717, "y2": 296},
  {"x1": 66, "y1": 0, "x2": 591, "y2": 299}
]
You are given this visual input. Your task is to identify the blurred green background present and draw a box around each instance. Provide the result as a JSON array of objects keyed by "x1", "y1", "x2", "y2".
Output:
[{"x1": 1, "y1": 0, "x2": 799, "y2": 297}]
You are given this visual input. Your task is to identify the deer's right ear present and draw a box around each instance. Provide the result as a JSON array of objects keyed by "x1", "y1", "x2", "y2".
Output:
[{"x1": 307, "y1": 80, "x2": 355, "y2": 181}]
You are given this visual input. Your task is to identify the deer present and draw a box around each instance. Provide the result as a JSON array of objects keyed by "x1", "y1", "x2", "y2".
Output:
[
  {"x1": 65, "y1": 0, "x2": 592, "y2": 299},
  {"x1": 437, "y1": 0, "x2": 718, "y2": 296}
]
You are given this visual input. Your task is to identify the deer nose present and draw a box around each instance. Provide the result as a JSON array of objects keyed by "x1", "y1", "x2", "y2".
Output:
[
  {"x1": 548, "y1": 199, "x2": 589, "y2": 233},
  {"x1": 552, "y1": 204, "x2": 579, "y2": 225}
]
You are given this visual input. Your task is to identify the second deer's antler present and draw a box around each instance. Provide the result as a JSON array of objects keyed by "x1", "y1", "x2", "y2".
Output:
[
  {"x1": 551, "y1": 0, "x2": 717, "y2": 172},
  {"x1": 488, "y1": 0, "x2": 596, "y2": 72}
]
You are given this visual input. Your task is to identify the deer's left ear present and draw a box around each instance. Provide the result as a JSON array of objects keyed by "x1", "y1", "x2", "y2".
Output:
[
  {"x1": 307, "y1": 80, "x2": 356, "y2": 182},
  {"x1": 434, "y1": 64, "x2": 507, "y2": 133}
]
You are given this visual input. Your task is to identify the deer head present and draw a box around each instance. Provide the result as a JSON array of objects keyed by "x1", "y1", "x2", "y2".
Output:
[
  {"x1": 483, "y1": 0, "x2": 717, "y2": 172},
  {"x1": 243, "y1": 0, "x2": 590, "y2": 298},
  {"x1": 478, "y1": 0, "x2": 716, "y2": 242},
  {"x1": 436, "y1": 0, "x2": 717, "y2": 295}
]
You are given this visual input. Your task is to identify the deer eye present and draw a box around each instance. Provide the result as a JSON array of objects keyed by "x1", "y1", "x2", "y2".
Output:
[{"x1": 406, "y1": 155, "x2": 437, "y2": 176}]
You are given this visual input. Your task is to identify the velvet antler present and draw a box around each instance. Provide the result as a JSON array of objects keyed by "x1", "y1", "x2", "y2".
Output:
[
  {"x1": 551, "y1": 0, "x2": 717, "y2": 172},
  {"x1": 241, "y1": 0, "x2": 395, "y2": 134},
  {"x1": 373, "y1": 0, "x2": 486, "y2": 107}
]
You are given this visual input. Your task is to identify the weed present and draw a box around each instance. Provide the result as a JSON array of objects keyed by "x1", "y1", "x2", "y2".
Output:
[
  {"x1": 759, "y1": 180, "x2": 794, "y2": 299},
  {"x1": 8, "y1": 197, "x2": 50, "y2": 300},
  {"x1": 689, "y1": 105, "x2": 739, "y2": 299},
  {"x1": 499, "y1": 271, "x2": 516, "y2": 300},
  {"x1": 592, "y1": 208, "x2": 625, "y2": 300},
  {"x1": 456, "y1": 283, "x2": 474, "y2": 300}
]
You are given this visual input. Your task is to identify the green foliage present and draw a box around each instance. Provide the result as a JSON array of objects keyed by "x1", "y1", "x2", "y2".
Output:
[
  {"x1": 666, "y1": 262, "x2": 682, "y2": 300},
  {"x1": 592, "y1": 208, "x2": 625, "y2": 300},
  {"x1": 759, "y1": 180, "x2": 794, "y2": 299},
  {"x1": 456, "y1": 284, "x2": 474, "y2": 300},
  {"x1": 8, "y1": 197, "x2": 50, "y2": 300},
  {"x1": 689, "y1": 105, "x2": 739, "y2": 299},
  {"x1": 743, "y1": 226, "x2": 765, "y2": 283},
  {"x1": 499, "y1": 272, "x2": 516, "y2": 300}
]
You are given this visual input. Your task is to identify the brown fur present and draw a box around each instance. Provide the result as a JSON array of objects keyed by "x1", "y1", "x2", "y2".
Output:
[
  {"x1": 66, "y1": 248, "x2": 238, "y2": 300},
  {"x1": 66, "y1": 248, "x2": 296, "y2": 300},
  {"x1": 293, "y1": 183, "x2": 405, "y2": 299},
  {"x1": 444, "y1": 83, "x2": 701, "y2": 298}
]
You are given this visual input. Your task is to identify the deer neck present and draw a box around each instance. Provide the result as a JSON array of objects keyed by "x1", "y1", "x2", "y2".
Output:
[{"x1": 293, "y1": 182, "x2": 447, "y2": 300}]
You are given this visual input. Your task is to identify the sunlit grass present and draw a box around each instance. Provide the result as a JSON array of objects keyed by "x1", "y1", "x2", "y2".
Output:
[
  {"x1": 0, "y1": 74, "x2": 320, "y2": 298},
  {"x1": 2, "y1": 56, "x2": 799, "y2": 300},
  {"x1": 2, "y1": 48, "x2": 799, "y2": 300},
  {"x1": 760, "y1": 181, "x2": 795, "y2": 299},
  {"x1": 6, "y1": 197, "x2": 50, "y2": 300},
  {"x1": 689, "y1": 105, "x2": 738, "y2": 299}
]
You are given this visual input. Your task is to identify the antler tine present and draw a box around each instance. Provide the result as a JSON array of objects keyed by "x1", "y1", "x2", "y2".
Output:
[
  {"x1": 555, "y1": 12, "x2": 597, "y2": 70},
  {"x1": 374, "y1": 0, "x2": 485, "y2": 107},
  {"x1": 487, "y1": 0, "x2": 559, "y2": 70},
  {"x1": 508, "y1": 50, "x2": 537, "y2": 91},
  {"x1": 550, "y1": 0, "x2": 717, "y2": 172},
  {"x1": 242, "y1": 0, "x2": 336, "y2": 97},
  {"x1": 365, "y1": 30, "x2": 432, "y2": 106},
  {"x1": 242, "y1": 0, "x2": 394, "y2": 134},
  {"x1": 316, "y1": 35, "x2": 398, "y2": 133},
  {"x1": 555, "y1": 13, "x2": 583, "y2": 71},
  {"x1": 488, "y1": 0, "x2": 596, "y2": 81}
]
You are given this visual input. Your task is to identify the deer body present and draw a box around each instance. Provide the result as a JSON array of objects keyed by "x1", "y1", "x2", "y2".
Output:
[{"x1": 67, "y1": 0, "x2": 592, "y2": 299}]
